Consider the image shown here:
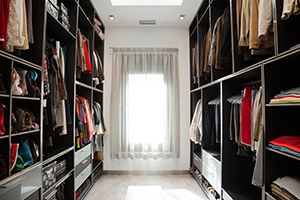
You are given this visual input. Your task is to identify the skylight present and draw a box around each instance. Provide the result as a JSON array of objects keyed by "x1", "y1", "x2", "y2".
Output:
[{"x1": 110, "y1": 0, "x2": 183, "y2": 6}]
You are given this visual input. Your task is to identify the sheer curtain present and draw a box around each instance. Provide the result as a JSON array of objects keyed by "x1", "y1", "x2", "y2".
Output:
[{"x1": 110, "y1": 48, "x2": 180, "y2": 159}]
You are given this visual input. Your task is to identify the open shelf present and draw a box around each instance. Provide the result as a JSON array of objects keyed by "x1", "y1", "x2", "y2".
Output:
[
  {"x1": 11, "y1": 129, "x2": 40, "y2": 137},
  {"x1": 43, "y1": 146, "x2": 74, "y2": 165},
  {"x1": 46, "y1": 11, "x2": 76, "y2": 40},
  {"x1": 225, "y1": 187, "x2": 261, "y2": 200},
  {"x1": 266, "y1": 147, "x2": 300, "y2": 162}
]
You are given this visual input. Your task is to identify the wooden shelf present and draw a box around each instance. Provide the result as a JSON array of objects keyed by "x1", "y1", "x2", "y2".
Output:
[
  {"x1": 266, "y1": 147, "x2": 300, "y2": 161},
  {"x1": 12, "y1": 96, "x2": 40, "y2": 101},
  {"x1": 266, "y1": 103, "x2": 300, "y2": 107},
  {"x1": 0, "y1": 94, "x2": 9, "y2": 98},
  {"x1": 11, "y1": 129, "x2": 40, "y2": 137},
  {"x1": 0, "y1": 135, "x2": 9, "y2": 139}
]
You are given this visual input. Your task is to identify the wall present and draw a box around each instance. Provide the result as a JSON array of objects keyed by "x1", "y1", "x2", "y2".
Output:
[{"x1": 103, "y1": 26, "x2": 190, "y2": 171}]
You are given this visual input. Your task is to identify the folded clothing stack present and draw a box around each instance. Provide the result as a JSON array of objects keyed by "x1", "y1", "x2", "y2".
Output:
[
  {"x1": 270, "y1": 87, "x2": 300, "y2": 104},
  {"x1": 268, "y1": 136, "x2": 300, "y2": 157},
  {"x1": 271, "y1": 176, "x2": 300, "y2": 200}
]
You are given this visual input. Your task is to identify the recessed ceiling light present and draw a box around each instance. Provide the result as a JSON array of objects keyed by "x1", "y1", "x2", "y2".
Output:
[
  {"x1": 179, "y1": 15, "x2": 185, "y2": 20},
  {"x1": 110, "y1": 0, "x2": 183, "y2": 6},
  {"x1": 109, "y1": 15, "x2": 115, "y2": 20}
]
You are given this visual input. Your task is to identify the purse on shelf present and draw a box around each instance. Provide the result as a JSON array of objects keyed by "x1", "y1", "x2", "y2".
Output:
[
  {"x1": 0, "y1": 102, "x2": 6, "y2": 135},
  {"x1": 16, "y1": 68, "x2": 28, "y2": 96},
  {"x1": 0, "y1": 154, "x2": 7, "y2": 178},
  {"x1": 0, "y1": 73, "x2": 6, "y2": 93},
  {"x1": 13, "y1": 154, "x2": 24, "y2": 172},
  {"x1": 26, "y1": 70, "x2": 41, "y2": 98},
  {"x1": 11, "y1": 68, "x2": 23, "y2": 96},
  {"x1": 18, "y1": 135, "x2": 34, "y2": 167},
  {"x1": 29, "y1": 140, "x2": 39, "y2": 162},
  {"x1": 10, "y1": 143, "x2": 19, "y2": 171}
]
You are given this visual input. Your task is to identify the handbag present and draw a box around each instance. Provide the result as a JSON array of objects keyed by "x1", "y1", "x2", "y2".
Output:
[
  {"x1": 10, "y1": 143, "x2": 19, "y2": 171},
  {"x1": 29, "y1": 140, "x2": 39, "y2": 162},
  {"x1": 11, "y1": 68, "x2": 23, "y2": 95},
  {"x1": 0, "y1": 154, "x2": 7, "y2": 178},
  {"x1": 26, "y1": 70, "x2": 41, "y2": 98},
  {"x1": 18, "y1": 135, "x2": 34, "y2": 167},
  {"x1": 0, "y1": 73, "x2": 6, "y2": 93},
  {"x1": 16, "y1": 68, "x2": 28, "y2": 96},
  {"x1": 13, "y1": 155, "x2": 24, "y2": 172}
]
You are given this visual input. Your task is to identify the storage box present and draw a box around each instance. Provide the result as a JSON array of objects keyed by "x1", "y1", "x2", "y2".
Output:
[
  {"x1": 42, "y1": 161, "x2": 57, "y2": 192},
  {"x1": 56, "y1": 160, "x2": 67, "y2": 178},
  {"x1": 46, "y1": 0, "x2": 59, "y2": 20}
]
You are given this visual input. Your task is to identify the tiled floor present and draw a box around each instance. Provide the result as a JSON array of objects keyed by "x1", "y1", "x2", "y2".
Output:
[{"x1": 86, "y1": 174, "x2": 208, "y2": 200}]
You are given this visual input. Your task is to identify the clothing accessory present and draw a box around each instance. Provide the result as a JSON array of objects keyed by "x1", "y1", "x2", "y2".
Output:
[
  {"x1": 13, "y1": 154, "x2": 24, "y2": 172},
  {"x1": 0, "y1": 73, "x2": 6, "y2": 93},
  {"x1": 18, "y1": 135, "x2": 34, "y2": 167},
  {"x1": 13, "y1": 108, "x2": 26, "y2": 132},
  {"x1": 11, "y1": 68, "x2": 23, "y2": 95},
  {"x1": 0, "y1": 154, "x2": 7, "y2": 178},
  {"x1": 0, "y1": 102, "x2": 6, "y2": 135},
  {"x1": 26, "y1": 70, "x2": 41, "y2": 98},
  {"x1": 10, "y1": 143, "x2": 19, "y2": 171},
  {"x1": 29, "y1": 140, "x2": 39, "y2": 162},
  {"x1": 16, "y1": 68, "x2": 28, "y2": 96}
]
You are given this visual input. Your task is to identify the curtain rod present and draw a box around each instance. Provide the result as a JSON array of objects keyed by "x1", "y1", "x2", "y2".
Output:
[{"x1": 109, "y1": 47, "x2": 179, "y2": 51}]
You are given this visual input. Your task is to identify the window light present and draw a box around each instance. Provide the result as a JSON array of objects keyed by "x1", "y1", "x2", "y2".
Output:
[{"x1": 110, "y1": 0, "x2": 183, "y2": 6}]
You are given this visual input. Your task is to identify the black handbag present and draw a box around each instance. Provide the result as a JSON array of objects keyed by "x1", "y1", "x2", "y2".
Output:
[
  {"x1": 0, "y1": 154, "x2": 7, "y2": 178},
  {"x1": 29, "y1": 140, "x2": 39, "y2": 162}
]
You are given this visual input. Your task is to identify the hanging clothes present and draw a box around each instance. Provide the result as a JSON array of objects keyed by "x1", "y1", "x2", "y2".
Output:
[
  {"x1": 77, "y1": 29, "x2": 92, "y2": 73},
  {"x1": 219, "y1": 6, "x2": 232, "y2": 68},
  {"x1": 55, "y1": 45, "x2": 68, "y2": 136},
  {"x1": 6, "y1": 0, "x2": 24, "y2": 51},
  {"x1": 0, "y1": 0, "x2": 10, "y2": 49},
  {"x1": 92, "y1": 49, "x2": 105, "y2": 85},
  {"x1": 189, "y1": 99, "x2": 202, "y2": 144},
  {"x1": 192, "y1": 42, "x2": 199, "y2": 85},
  {"x1": 15, "y1": 0, "x2": 29, "y2": 50}
]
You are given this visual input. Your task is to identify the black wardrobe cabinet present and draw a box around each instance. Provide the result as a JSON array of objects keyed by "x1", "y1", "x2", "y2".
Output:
[
  {"x1": 190, "y1": 1, "x2": 300, "y2": 200},
  {"x1": 0, "y1": 0, "x2": 105, "y2": 199}
]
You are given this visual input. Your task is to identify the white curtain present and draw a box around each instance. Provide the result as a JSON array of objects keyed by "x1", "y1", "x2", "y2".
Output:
[{"x1": 110, "y1": 48, "x2": 180, "y2": 159}]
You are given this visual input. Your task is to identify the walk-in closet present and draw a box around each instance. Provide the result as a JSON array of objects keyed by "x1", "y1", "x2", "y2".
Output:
[{"x1": 0, "y1": 0, "x2": 299, "y2": 200}]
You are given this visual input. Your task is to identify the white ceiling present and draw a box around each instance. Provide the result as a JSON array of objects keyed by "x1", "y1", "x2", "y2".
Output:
[{"x1": 91, "y1": 0, "x2": 202, "y2": 27}]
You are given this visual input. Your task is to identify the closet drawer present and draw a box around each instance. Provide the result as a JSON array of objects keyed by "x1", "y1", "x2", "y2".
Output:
[
  {"x1": 20, "y1": 165, "x2": 42, "y2": 199},
  {"x1": 202, "y1": 150, "x2": 221, "y2": 179},
  {"x1": 75, "y1": 144, "x2": 92, "y2": 166},
  {"x1": 202, "y1": 163, "x2": 221, "y2": 194},
  {"x1": 0, "y1": 165, "x2": 42, "y2": 200},
  {"x1": 75, "y1": 155, "x2": 91, "y2": 177},
  {"x1": 193, "y1": 153, "x2": 202, "y2": 171},
  {"x1": 75, "y1": 164, "x2": 91, "y2": 190}
]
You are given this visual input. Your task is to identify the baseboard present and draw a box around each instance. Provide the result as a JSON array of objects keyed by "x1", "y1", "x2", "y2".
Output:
[{"x1": 103, "y1": 170, "x2": 190, "y2": 175}]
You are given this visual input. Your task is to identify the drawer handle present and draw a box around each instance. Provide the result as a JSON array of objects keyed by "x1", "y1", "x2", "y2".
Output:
[
  {"x1": 2, "y1": 176, "x2": 25, "y2": 188},
  {"x1": 194, "y1": 157, "x2": 199, "y2": 162},
  {"x1": 45, "y1": 189, "x2": 57, "y2": 200},
  {"x1": 81, "y1": 159, "x2": 88, "y2": 165}
]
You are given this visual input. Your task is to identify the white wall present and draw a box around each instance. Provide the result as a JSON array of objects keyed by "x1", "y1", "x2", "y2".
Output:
[{"x1": 103, "y1": 26, "x2": 190, "y2": 171}]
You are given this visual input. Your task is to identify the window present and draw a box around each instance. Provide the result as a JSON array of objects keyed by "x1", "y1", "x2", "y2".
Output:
[
  {"x1": 128, "y1": 74, "x2": 165, "y2": 147},
  {"x1": 110, "y1": 48, "x2": 180, "y2": 159}
]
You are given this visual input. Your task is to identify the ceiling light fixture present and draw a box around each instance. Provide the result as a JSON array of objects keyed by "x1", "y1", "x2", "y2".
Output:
[
  {"x1": 179, "y1": 15, "x2": 185, "y2": 20},
  {"x1": 109, "y1": 15, "x2": 115, "y2": 20},
  {"x1": 110, "y1": 0, "x2": 183, "y2": 6}
]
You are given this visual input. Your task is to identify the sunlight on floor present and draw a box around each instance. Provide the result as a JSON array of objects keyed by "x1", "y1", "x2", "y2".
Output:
[{"x1": 125, "y1": 186, "x2": 207, "y2": 200}]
